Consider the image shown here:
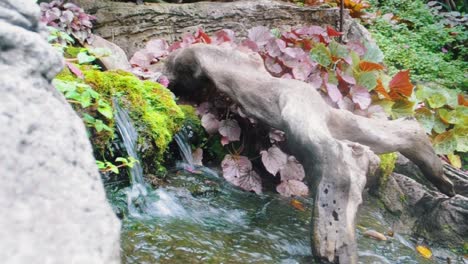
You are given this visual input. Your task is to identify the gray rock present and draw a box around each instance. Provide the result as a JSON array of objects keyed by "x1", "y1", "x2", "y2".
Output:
[
  {"x1": 0, "y1": 1, "x2": 121, "y2": 263},
  {"x1": 74, "y1": 0, "x2": 370, "y2": 57},
  {"x1": 85, "y1": 35, "x2": 132, "y2": 70},
  {"x1": 164, "y1": 44, "x2": 451, "y2": 263}
]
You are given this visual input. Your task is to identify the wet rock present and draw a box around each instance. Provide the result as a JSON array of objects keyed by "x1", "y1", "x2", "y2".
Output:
[{"x1": 0, "y1": 1, "x2": 120, "y2": 263}]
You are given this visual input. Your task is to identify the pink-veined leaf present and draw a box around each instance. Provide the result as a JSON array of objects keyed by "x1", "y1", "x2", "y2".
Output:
[
  {"x1": 240, "y1": 39, "x2": 259, "y2": 52},
  {"x1": 265, "y1": 57, "x2": 283, "y2": 74},
  {"x1": 214, "y1": 29, "x2": 236, "y2": 44},
  {"x1": 65, "y1": 62, "x2": 83, "y2": 79},
  {"x1": 266, "y1": 38, "x2": 286, "y2": 57},
  {"x1": 269, "y1": 129, "x2": 286, "y2": 143},
  {"x1": 129, "y1": 50, "x2": 151, "y2": 68},
  {"x1": 260, "y1": 145, "x2": 288, "y2": 176},
  {"x1": 292, "y1": 62, "x2": 313, "y2": 81},
  {"x1": 280, "y1": 156, "x2": 305, "y2": 181},
  {"x1": 248, "y1": 26, "x2": 273, "y2": 46},
  {"x1": 218, "y1": 119, "x2": 241, "y2": 142},
  {"x1": 276, "y1": 180, "x2": 309, "y2": 197},
  {"x1": 222, "y1": 154, "x2": 252, "y2": 179},
  {"x1": 221, "y1": 136, "x2": 230, "y2": 146},
  {"x1": 201, "y1": 113, "x2": 220, "y2": 134},
  {"x1": 337, "y1": 97, "x2": 355, "y2": 111},
  {"x1": 350, "y1": 85, "x2": 372, "y2": 109},
  {"x1": 236, "y1": 170, "x2": 262, "y2": 194},
  {"x1": 326, "y1": 82, "x2": 343, "y2": 103}
]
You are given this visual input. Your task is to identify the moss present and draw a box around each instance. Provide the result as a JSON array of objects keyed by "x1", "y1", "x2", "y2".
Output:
[
  {"x1": 378, "y1": 152, "x2": 398, "y2": 189},
  {"x1": 64, "y1": 46, "x2": 82, "y2": 58},
  {"x1": 82, "y1": 68, "x2": 185, "y2": 161}
]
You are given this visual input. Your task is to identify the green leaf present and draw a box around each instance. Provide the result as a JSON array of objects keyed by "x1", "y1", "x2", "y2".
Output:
[
  {"x1": 433, "y1": 130, "x2": 457, "y2": 155},
  {"x1": 310, "y1": 43, "x2": 332, "y2": 67},
  {"x1": 350, "y1": 51, "x2": 360, "y2": 68},
  {"x1": 97, "y1": 100, "x2": 113, "y2": 119},
  {"x1": 357, "y1": 72, "x2": 377, "y2": 91},
  {"x1": 115, "y1": 157, "x2": 129, "y2": 165},
  {"x1": 363, "y1": 42, "x2": 384, "y2": 63},
  {"x1": 453, "y1": 126, "x2": 468, "y2": 152},
  {"x1": 79, "y1": 90, "x2": 92, "y2": 108},
  {"x1": 106, "y1": 162, "x2": 119, "y2": 174},
  {"x1": 77, "y1": 51, "x2": 96, "y2": 64},
  {"x1": 96, "y1": 160, "x2": 106, "y2": 169},
  {"x1": 94, "y1": 119, "x2": 105, "y2": 132},
  {"x1": 415, "y1": 107, "x2": 434, "y2": 134},
  {"x1": 329, "y1": 41, "x2": 349, "y2": 59},
  {"x1": 427, "y1": 93, "x2": 447, "y2": 108},
  {"x1": 433, "y1": 116, "x2": 449, "y2": 134},
  {"x1": 391, "y1": 99, "x2": 415, "y2": 118},
  {"x1": 82, "y1": 113, "x2": 96, "y2": 124}
]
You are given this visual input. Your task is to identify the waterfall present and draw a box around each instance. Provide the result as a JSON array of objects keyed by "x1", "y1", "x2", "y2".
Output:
[{"x1": 114, "y1": 101, "x2": 156, "y2": 217}]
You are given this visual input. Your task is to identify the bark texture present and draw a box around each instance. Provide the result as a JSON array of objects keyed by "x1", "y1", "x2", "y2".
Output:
[
  {"x1": 164, "y1": 44, "x2": 454, "y2": 263},
  {"x1": 74, "y1": 0, "x2": 367, "y2": 57}
]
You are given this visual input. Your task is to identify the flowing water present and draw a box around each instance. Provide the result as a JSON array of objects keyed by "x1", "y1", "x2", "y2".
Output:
[{"x1": 109, "y1": 112, "x2": 465, "y2": 263}]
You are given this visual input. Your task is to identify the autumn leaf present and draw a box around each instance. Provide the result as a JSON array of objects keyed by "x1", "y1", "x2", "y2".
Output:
[
  {"x1": 290, "y1": 199, "x2": 306, "y2": 211},
  {"x1": 260, "y1": 145, "x2": 288, "y2": 176},
  {"x1": 388, "y1": 70, "x2": 414, "y2": 99},
  {"x1": 221, "y1": 155, "x2": 262, "y2": 194},
  {"x1": 326, "y1": 26, "x2": 343, "y2": 37},
  {"x1": 458, "y1": 94, "x2": 468, "y2": 106},
  {"x1": 416, "y1": 245, "x2": 432, "y2": 259},
  {"x1": 433, "y1": 130, "x2": 457, "y2": 155},
  {"x1": 375, "y1": 79, "x2": 391, "y2": 99},
  {"x1": 447, "y1": 153, "x2": 461, "y2": 169},
  {"x1": 359, "y1": 61, "x2": 385, "y2": 72},
  {"x1": 65, "y1": 62, "x2": 83, "y2": 79},
  {"x1": 363, "y1": 230, "x2": 387, "y2": 241}
]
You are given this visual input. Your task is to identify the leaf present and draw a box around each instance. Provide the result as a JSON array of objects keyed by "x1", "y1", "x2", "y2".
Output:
[
  {"x1": 433, "y1": 130, "x2": 457, "y2": 155},
  {"x1": 310, "y1": 43, "x2": 332, "y2": 67},
  {"x1": 97, "y1": 100, "x2": 113, "y2": 119},
  {"x1": 363, "y1": 230, "x2": 387, "y2": 241},
  {"x1": 276, "y1": 180, "x2": 309, "y2": 197},
  {"x1": 326, "y1": 26, "x2": 343, "y2": 37},
  {"x1": 391, "y1": 99, "x2": 415, "y2": 118},
  {"x1": 363, "y1": 42, "x2": 384, "y2": 63},
  {"x1": 416, "y1": 245, "x2": 432, "y2": 259},
  {"x1": 359, "y1": 61, "x2": 385, "y2": 71},
  {"x1": 222, "y1": 154, "x2": 252, "y2": 180},
  {"x1": 357, "y1": 72, "x2": 377, "y2": 91},
  {"x1": 269, "y1": 129, "x2": 285, "y2": 143},
  {"x1": 290, "y1": 199, "x2": 306, "y2": 211},
  {"x1": 350, "y1": 85, "x2": 372, "y2": 109},
  {"x1": 236, "y1": 170, "x2": 262, "y2": 194},
  {"x1": 65, "y1": 62, "x2": 83, "y2": 78},
  {"x1": 458, "y1": 94, "x2": 468, "y2": 106},
  {"x1": 260, "y1": 146, "x2": 288, "y2": 176},
  {"x1": 248, "y1": 26, "x2": 273, "y2": 46},
  {"x1": 218, "y1": 119, "x2": 241, "y2": 142},
  {"x1": 427, "y1": 93, "x2": 447, "y2": 109},
  {"x1": 433, "y1": 116, "x2": 449, "y2": 134},
  {"x1": 453, "y1": 126, "x2": 468, "y2": 152},
  {"x1": 415, "y1": 107, "x2": 435, "y2": 134},
  {"x1": 326, "y1": 82, "x2": 342, "y2": 103},
  {"x1": 280, "y1": 156, "x2": 305, "y2": 181},
  {"x1": 145, "y1": 39, "x2": 169, "y2": 58},
  {"x1": 77, "y1": 51, "x2": 96, "y2": 64},
  {"x1": 328, "y1": 41, "x2": 348, "y2": 59},
  {"x1": 375, "y1": 79, "x2": 391, "y2": 99},
  {"x1": 389, "y1": 70, "x2": 414, "y2": 99},
  {"x1": 447, "y1": 154, "x2": 461, "y2": 169},
  {"x1": 201, "y1": 113, "x2": 220, "y2": 134}
]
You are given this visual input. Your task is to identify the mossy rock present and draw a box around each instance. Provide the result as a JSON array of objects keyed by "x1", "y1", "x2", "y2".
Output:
[{"x1": 56, "y1": 66, "x2": 185, "y2": 174}]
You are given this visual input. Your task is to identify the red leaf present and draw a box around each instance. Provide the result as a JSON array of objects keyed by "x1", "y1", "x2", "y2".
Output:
[
  {"x1": 194, "y1": 28, "x2": 212, "y2": 44},
  {"x1": 388, "y1": 70, "x2": 414, "y2": 99},
  {"x1": 359, "y1": 61, "x2": 385, "y2": 72},
  {"x1": 458, "y1": 94, "x2": 468, "y2": 106},
  {"x1": 65, "y1": 62, "x2": 83, "y2": 79},
  {"x1": 326, "y1": 26, "x2": 343, "y2": 37},
  {"x1": 375, "y1": 79, "x2": 391, "y2": 99}
]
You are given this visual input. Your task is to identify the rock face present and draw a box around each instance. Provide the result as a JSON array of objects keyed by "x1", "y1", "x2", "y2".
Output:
[
  {"x1": 0, "y1": 1, "x2": 121, "y2": 263},
  {"x1": 164, "y1": 44, "x2": 454, "y2": 263},
  {"x1": 74, "y1": 0, "x2": 368, "y2": 57}
]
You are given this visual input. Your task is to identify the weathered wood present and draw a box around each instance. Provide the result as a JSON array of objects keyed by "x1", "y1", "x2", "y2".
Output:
[
  {"x1": 74, "y1": 0, "x2": 367, "y2": 57},
  {"x1": 164, "y1": 44, "x2": 455, "y2": 263}
]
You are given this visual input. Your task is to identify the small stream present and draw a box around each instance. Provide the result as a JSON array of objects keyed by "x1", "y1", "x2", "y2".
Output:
[{"x1": 107, "y1": 105, "x2": 465, "y2": 264}]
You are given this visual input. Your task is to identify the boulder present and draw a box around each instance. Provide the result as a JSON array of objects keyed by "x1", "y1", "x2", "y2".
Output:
[
  {"x1": 0, "y1": 1, "x2": 121, "y2": 263},
  {"x1": 74, "y1": 0, "x2": 371, "y2": 57}
]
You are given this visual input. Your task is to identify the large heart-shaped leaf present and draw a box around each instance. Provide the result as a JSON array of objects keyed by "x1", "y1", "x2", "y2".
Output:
[
  {"x1": 260, "y1": 145, "x2": 287, "y2": 176},
  {"x1": 280, "y1": 156, "x2": 305, "y2": 181},
  {"x1": 218, "y1": 119, "x2": 241, "y2": 142},
  {"x1": 389, "y1": 70, "x2": 414, "y2": 99},
  {"x1": 201, "y1": 113, "x2": 220, "y2": 134}
]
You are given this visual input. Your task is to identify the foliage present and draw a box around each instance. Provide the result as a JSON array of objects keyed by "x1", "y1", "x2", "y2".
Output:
[
  {"x1": 366, "y1": 0, "x2": 467, "y2": 90},
  {"x1": 40, "y1": 0, "x2": 96, "y2": 44},
  {"x1": 97, "y1": 157, "x2": 139, "y2": 174},
  {"x1": 377, "y1": 152, "x2": 398, "y2": 188},
  {"x1": 414, "y1": 84, "x2": 467, "y2": 167}
]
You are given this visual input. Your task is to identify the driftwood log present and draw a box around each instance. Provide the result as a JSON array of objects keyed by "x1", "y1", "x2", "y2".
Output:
[
  {"x1": 164, "y1": 44, "x2": 455, "y2": 263},
  {"x1": 74, "y1": 0, "x2": 370, "y2": 57}
]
